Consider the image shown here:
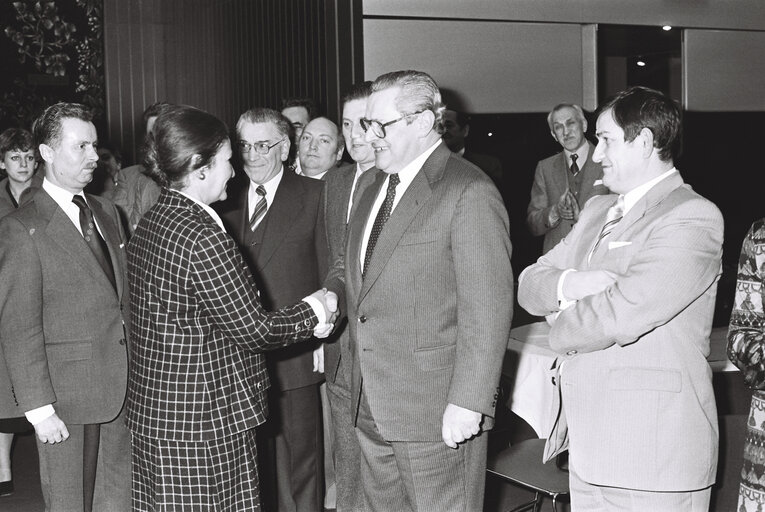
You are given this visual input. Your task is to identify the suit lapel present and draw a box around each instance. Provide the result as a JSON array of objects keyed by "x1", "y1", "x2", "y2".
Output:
[
  {"x1": 346, "y1": 172, "x2": 383, "y2": 306},
  {"x1": 89, "y1": 196, "x2": 125, "y2": 297},
  {"x1": 553, "y1": 152, "x2": 570, "y2": 194},
  {"x1": 257, "y1": 172, "x2": 304, "y2": 269},
  {"x1": 38, "y1": 191, "x2": 115, "y2": 291},
  {"x1": 356, "y1": 146, "x2": 449, "y2": 303},
  {"x1": 577, "y1": 142, "x2": 600, "y2": 202}
]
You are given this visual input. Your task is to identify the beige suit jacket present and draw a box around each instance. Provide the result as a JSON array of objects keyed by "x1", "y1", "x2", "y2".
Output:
[{"x1": 518, "y1": 172, "x2": 722, "y2": 491}]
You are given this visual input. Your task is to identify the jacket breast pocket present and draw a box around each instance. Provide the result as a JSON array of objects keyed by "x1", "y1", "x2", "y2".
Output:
[
  {"x1": 414, "y1": 344, "x2": 455, "y2": 371},
  {"x1": 45, "y1": 341, "x2": 92, "y2": 362}
]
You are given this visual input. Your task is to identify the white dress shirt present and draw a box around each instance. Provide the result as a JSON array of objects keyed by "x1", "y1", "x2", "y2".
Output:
[{"x1": 359, "y1": 140, "x2": 441, "y2": 270}]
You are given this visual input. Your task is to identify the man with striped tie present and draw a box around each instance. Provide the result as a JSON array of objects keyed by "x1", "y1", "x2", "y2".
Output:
[
  {"x1": 219, "y1": 107, "x2": 328, "y2": 512},
  {"x1": 518, "y1": 86, "x2": 722, "y2": 511}
]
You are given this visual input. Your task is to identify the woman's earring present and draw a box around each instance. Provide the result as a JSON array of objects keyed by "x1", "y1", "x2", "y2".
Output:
[{"x1": 199, "y1": 172, "x2": 206, "y2": 180}]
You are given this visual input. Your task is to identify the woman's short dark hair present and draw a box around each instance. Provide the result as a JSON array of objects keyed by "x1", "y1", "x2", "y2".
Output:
[
  {"x1": 0, "y1": 128, "x2": 34, "y2": 157},
  {"x1": 143, "y1": 105, "x2": 229, "y2": 189}
]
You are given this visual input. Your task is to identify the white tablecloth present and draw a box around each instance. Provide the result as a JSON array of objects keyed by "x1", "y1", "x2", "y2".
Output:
[{"x1": 503, "y1": 321, "x2": 735, "y2": 438}]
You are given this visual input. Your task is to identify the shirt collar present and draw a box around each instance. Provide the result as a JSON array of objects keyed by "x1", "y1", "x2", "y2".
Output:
[
  {"x1": 175, "y1": 189, "x2": 226, "y2": 231},
  {"x1": 622, "y1": 168, "x2": 678, "y2": 214},
  {"x1": 564, "y1": 142, "x2": 589, "y2": 166},
  {"x1": 249, "y1": 165, "x2": 284, "y2": 209},
  {"x1": 42, "y1": 176, "x2": 84, "y2": 208},
  {"x1": 396, "y1": 139, "x2": 441, "y2": 187}
]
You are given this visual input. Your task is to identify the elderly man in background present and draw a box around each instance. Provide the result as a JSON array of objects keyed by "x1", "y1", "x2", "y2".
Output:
[
  {"x1": 325, "y1": 70, "x2": 513, "y2": 512},
  {"x1": 0, "y1": 102, "x2": 131, "y2": 511},
  {"x1": 219, "y1": 107, "x2": 328, "y2": 512},
  {"x1": 519, "y1": 86, "x2": 722, "y2": 510},
  {"x1": 527, "y1": 103, "x2": 608, "y2": 254},
  {"x1": 298, "y1": 116, "x2": 344, "y2": 180}
]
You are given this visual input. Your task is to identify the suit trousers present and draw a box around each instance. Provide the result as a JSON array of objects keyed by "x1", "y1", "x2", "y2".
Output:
[
  {"x1": 260, "y1": 383, "x2": 323, "y2": 512},
  {"x1": 37, "y1": 412, "x2": 131, "y2": 512},
  {"x1": 326, "y1": 377, "x2": 365, "y2": 512},
  {"x1": 569, "y1": 461, "x2": 712, "y2": 511},
  {"x1": 355, "y1": 390, "x2": 487, "y2": 512}
]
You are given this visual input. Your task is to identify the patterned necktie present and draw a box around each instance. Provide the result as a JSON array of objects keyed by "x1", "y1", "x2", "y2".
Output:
[
  {"x1": 363, "y1": 173, "x2": 400, "y2": 278},
  {"x1": 589, "y1": 196, "x2": 624, "y2": 261},
  {"x1": 248, "y1": 185, "x2": 267, "y2": 231},
  {"x1": 72, "y1": 195, "x2": 116, "y2": 289},
  {"x1": 569, "y1": 153, "x2": 580, "y2": 176}
]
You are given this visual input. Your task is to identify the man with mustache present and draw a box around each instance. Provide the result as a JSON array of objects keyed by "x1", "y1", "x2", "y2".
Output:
[
  {"x1": 527, "y1": 103, "x2": 608, "y2": 254},
  {"x1": 0, "y1": 102, "x2": 131, "y2": 511}
]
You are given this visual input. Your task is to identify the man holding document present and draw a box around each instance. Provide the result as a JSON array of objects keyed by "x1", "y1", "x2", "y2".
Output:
[{"x1": 518, "y1": 86, "x2": 722, "y2": 511}]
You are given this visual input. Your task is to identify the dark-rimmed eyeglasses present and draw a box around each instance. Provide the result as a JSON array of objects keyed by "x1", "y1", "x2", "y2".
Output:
[
  {"x1": 237, "y1": 137, "x2": 285, "y2": 155},
  {"x1": 359, "y1": 110, "x2": 425, "y2": 139}
]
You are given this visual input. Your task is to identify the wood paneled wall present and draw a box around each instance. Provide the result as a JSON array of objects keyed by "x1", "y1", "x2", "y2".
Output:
[{"x1": 103, "y1": 0, "x2": 362, "y2": 165}]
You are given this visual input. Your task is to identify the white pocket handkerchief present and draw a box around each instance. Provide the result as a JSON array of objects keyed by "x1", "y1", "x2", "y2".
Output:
[{"x1": 608, "y1": 241, "x2": 632, "y2": 250}]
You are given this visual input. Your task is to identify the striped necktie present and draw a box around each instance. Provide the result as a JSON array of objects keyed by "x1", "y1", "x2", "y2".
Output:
[
  {"x1": 248, "y1": 185, "x2": 267, "y2": 231},
  {"x1": 589, "y1": 196, "x2": 624, "y2": 261}
]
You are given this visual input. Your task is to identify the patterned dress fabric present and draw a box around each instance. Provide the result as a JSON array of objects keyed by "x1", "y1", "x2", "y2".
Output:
[{"x1": 728, "y1": 218, "x2": 765, "y2": 511}]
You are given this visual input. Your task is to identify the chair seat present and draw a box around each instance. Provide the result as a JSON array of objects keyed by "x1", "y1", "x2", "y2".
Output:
[{"x1": 487, "y1": 438, "x2": 570, "y2": 497}]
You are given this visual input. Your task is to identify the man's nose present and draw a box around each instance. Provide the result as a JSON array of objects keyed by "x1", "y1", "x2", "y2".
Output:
[{"x1": 592, "y1": 142, "x2": 604, "y2": 162}]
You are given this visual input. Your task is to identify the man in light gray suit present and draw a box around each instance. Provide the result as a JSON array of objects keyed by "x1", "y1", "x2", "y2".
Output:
[
  {"x1": 326, "y1": 70, "x2": 513, "y2": 512},
  {"x1": 527, "y1": 103, "x2": 609, "y2": 254},
  {"x1": 519, "y1": 86, "x2": 721, "y2": 510},
  {"x1": 0, "y1": 103, "x2": 131, "y2": 511}
]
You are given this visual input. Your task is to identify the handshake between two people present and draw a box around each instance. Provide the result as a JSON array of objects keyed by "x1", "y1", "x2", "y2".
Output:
[{"x1": 307, "y1": 288, "x2": 339, "y2": 338}]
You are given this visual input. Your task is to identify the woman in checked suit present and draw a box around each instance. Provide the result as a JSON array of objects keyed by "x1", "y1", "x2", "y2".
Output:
[{"x1": 126, "y1": 105, "x2": 334, "y2": 511}]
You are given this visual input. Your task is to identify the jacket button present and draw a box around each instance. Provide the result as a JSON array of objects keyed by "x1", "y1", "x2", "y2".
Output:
[
  {"x1": 359, "y1": 316, "x2": 367, "y2": 323},
  {"x1": 119, "y1": 339, "x2": 126, "y2": 345}
]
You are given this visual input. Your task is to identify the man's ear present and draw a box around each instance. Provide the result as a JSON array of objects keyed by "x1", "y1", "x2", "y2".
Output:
[
  {"x1": 463, "y1": 124, "x2": 470, "y2": 139},
  {"x1": 417, "y1": 110, "x2": 436, "y2": 136},
  {"x1": 39, "y1": 143, "x2": 55, "y2": 164},
  {"x1": 639, "y1": 127, "x2": 655, "y2": 158},
  {"x1": 280, "y1": 138, "x2": 291, "y2": 162}
]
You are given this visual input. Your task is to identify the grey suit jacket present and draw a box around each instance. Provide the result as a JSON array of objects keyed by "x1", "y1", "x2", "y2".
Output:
[
  {"x1": 323, "y1": 163, "x2": 376, "y2": 385},
  {"x1": 518, "y1": 172, "x2": 722, "y2": 491},
  {"x1": 527, "y1": 141, "x2": 608, "y2": 254},
  {"x1": 0, "y1": 188, "x2": 129, "y2": 423},
  {"x1": 329, "y1": 143, "x2": 514, "y2": 441}
]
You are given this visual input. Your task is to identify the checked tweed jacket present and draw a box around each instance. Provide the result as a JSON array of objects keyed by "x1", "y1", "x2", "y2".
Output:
[{"x1": 126, "y1": 189, "x2": 318, "y2": 442}]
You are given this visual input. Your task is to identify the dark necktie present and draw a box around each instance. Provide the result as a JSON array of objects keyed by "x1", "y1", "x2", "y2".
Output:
[
  {"x1": 249, "y1": 185, "x2": 267, "y2": 231},
  {"x1": 589, "y1": 196, "x2": 624, "y2": 262},
  {"x1": 569, "y1": 153, "x2": 580, "y2": 176},
  {"x1": 363, "y1": 173, "x2": 400, "y2": 278},
  {"x1": 72, "y1": 195, "x2": 116, "y2": 290}
]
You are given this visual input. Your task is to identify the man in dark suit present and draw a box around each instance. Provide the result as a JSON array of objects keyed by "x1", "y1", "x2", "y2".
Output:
[
  {"x1": 325, "y1": 70, "x2": 513, "y2": 512},
  {"x1": 527, "y1": 103, "x2": 609, "y2": 254},
  {"x1": 0, "y1": 102, "x2": 131, "y2": 511},
  {"x1": 320, "y1": 81, "x2": 376, "y2": 512},
  {"x1": 220, "y1": 107, "x2": 328, "y2": 512},
  {"x1": 442, "y1": 108, "x2": 503, "y2": 184}
]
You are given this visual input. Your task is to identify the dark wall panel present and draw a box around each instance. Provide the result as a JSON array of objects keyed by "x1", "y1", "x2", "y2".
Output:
[{"x1": 104, "y1": 0, "x2": 361, "y2": 165}]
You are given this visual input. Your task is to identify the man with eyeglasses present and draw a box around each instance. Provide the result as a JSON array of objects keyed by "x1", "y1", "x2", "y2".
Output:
[
  {"x1": 324, "y1": 70, "x2": 513, "y2": 512},
  {"x1": 219, "y1": 107, "x2": 328, "y2": 512}
]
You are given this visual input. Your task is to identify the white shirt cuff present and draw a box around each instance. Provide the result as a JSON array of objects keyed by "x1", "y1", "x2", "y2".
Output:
[
  {"x1": 25, "y1": 404, "x2": 55, "y2": 425},
  {"x1": 557, "y1": 269, "x2": 578, "y2": 310},
  {"x1": 302, "y1": 296, "x2": 326, "y2": 324}
]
